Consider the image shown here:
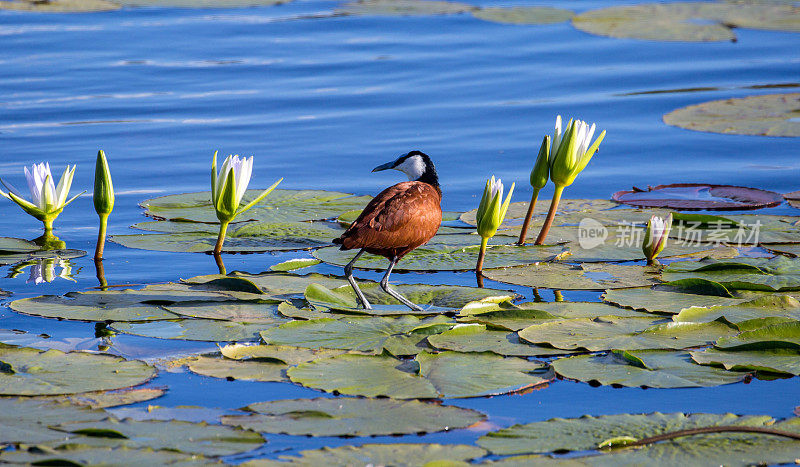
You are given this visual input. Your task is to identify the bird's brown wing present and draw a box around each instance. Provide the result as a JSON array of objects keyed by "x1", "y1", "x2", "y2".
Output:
[{"x1": 337, "y1": 181, "x2": 442, "y2": 253}]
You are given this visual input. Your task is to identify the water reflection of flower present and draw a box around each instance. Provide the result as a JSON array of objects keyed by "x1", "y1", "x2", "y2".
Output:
[{"x1": 10, "y1": 258, "x2": 78, "y2": 284}]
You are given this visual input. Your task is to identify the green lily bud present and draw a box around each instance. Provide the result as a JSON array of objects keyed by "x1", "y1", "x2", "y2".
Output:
[
  {"x1": 476, "y1": 176, "x2": 514, "y2": 239},
  {"x1": 93, "y1": 150, "x2": 114, "y2": 216},
  {"x1": 550, "y1": 117, "x2": 606, "y2": 188},
  {"x1": 643, "y1": 213, "x2": 672, "y2": 264},
  {"x1": 530, "y1": 135, "x2": 550, "y2": 190}
]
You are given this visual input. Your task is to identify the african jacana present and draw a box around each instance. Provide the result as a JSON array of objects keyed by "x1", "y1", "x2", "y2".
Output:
[{"x1": 334, "y1": 150, "x2": 442, "y2": 311}]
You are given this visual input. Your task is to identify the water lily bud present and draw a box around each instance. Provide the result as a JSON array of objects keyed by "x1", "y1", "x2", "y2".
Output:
[
  {"x1": 476, "y1": 176, "x2": 514, "y2": 239},
  {"x1": 643, "y1": 213, "x2": 672, "y2": 263},
  {"x1": 93, "y1": 150, "x2": 114, "y2": 216},
  {"x1": 530, "y1": 135, "x2": 550, "y2": 189},
  {"x1": 550, "y1": 117, "x2": 605, "y2": 188}
]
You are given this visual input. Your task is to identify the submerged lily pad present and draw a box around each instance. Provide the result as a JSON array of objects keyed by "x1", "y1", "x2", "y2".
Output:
[
  {"x1": 287, "y1": 351, "x2": 549, "y2": 399},
  {"x1": 471, "y1": 6, "x2": 573, "y2": 24},
  {"x1": 314, "y1": 241, "x2": 566, "y2": 271},
  {"x1": 477, "y1": 412, "x2": 783, "y2": 456},
  {"x1": 142, "y1": 189, "x2": 372, "y2": 224},
  {"x1": 550, "y1": 350, "x2": 748, "y2": 388},
  {"x1": 612, "y1": 184, "x2": 784, "y2": 210},
  {"x1": 691, "y1": 347, "x2": 800, "y2": 375},
  {"x1": 484, "y1": 262, "x2": 660, "y2": 290},
  {"x1": 111, "y1": 319, "x2": 266, "y2": 342},
  {"x1": 221, "y1": 397, "x2": 485, "y2": 437},
  {"x1": 253, "y1": 443, "x2": 487, "y2": 466},
  {"x1": 0, "y1": 344, "x2": 155, "y2": 396},
  {"x1": 664, "y1": 93, "x2": 800, "y2": 137},
  {"x1": 573, "y1": 3, "x2": 800, "y2": 42},
  {"x1": 338, "y1": 0, "x2": 475, "y2": 16},
  {"x1": 663, "y1": 256, "x2": 800, "y2": 291},
  {"x1": 260, "y1": 315, "x2": 451, "y2": 356},
  {"x1": 111, "y1": 221, "x2": 342, "y2": 253}
]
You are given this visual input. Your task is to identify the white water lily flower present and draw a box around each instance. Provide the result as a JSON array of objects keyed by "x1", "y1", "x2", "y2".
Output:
[
  {"x1": 549, "y1": 115, "x2": 605, "y2": 188},
  {"x1": 476, "y1": 175, "x2": 515, "y2": 240},
  {"x1": 643, "y1": 213, "x2": 673, "y2": 263},
  {"x1": 0, "y1": 162, "x2": 82, "y2": 232}
]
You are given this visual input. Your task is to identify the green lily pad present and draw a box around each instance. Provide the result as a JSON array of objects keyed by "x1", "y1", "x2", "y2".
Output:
[
  {"x1": 691, "y1": 347, "x2": 800, "y2": 375},
  {"x1": 471, "y1": 6, "x2": 573, "y2": 24},
  {"x1": 664, "y1": 93, "x2": 800, "y2": 137},
  {"x1": 0, "y1": 398, "x2": 108, "y2": 444},
  {"x1": 142, "y1": 189, "x2": 372, "y2": 224},
  {"x1": 111, "y1": 319, "x2": 266, "y2": 342},
  {"x1": 715, "y1": 320, "x2": 800, "y2": 349},
  {"x1": 484, "y1": 262, "x2": 661, "y2": 290},
  {"x1": 185, "y1": 355, "x2": 287, "y2": 382},
  {"x1": 602, "y1": 280, "x2": 748, "y2": 314},
  {"x1": 111, "y1": 221, "x2": 342, "y2": 253},
  {"x1": 314, "y1": 241, "x2": 566, "y2": 271},
  {"x1": 764, "y1": 243, "x2": 800, "y2": 257},
  {"x1": 52, "y1": 417, "x2": 264, "y2": 457},
  {"x1": 57, "y1": 387, "x2": 166, "y2": 409},
  {"x1": 518, "y1": 316, "x2": 662, "y2": 351},
  {"x1": 249, "y1": 443, "x2": 486, "y2": 467},
  {"x1": 338, "y1": 0, "x2": 475, "y2": 16},
  {"x1": 0, "y1": 236, "x2": 39, "y2": 253},
  {"x1": 674, "y1": 294, "x2": 800, "y2": 323},
  {"x1": 163, "y1": 300, "x2": 289, "y2": 324},
  {"x1": 573, "y1": 3, "x2": 800, "y2": 42},
  {"x1": 0, "y1": 344, "x2": 155, "y2": 396},
  {"x1": 260, "y1": 315, "x2": 452, "y2": 356},
  {"x1": 270, "y1": 258, "x2": 321, "y2": 272},
  {"x1": 287, "y1": 351, "x2": 550, "y2": 399},
  {"x1": 476, "y1": 412, "x2": 781, "y2": 455},
  {"x1": 427, "y1": 324, "x2": 574, "y2": 357},
  {"x1": 663, "y1": 256, "x2": 800, "y2": 291},
  {"x1": 0, "y1": 445, "x2": 218, "y2": 466},
  {"x1": 460, "y1": 199, "x2": 620, "y2": 227},
  {"x1": 303, "y1": 283, "x2": 448, "y2": 315},
  {"x1": 550, "y1": 350, "x2": 749, "y2": 388},
  {"x1": 6, "y1": 287, "x2": 260, "y2": 322},
  {"x1": 221, "y1": 397, "x2": 485, "y2": 437}
]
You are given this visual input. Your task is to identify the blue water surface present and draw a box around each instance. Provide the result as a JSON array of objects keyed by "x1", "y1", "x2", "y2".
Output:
[{"x1": 1, "y1": 0, "x2": 800, "y2": 462}]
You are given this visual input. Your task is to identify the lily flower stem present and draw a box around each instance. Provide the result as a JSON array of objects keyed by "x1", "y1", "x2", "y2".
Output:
[
  {"x1": 516, "y1": 188, "x2": 540, "y2": 245},
  {"x1": 42, "y1": 219, "x2": 54, "y2": 236},
  {"x1": 476, "y1": 236, "x2": 489, "y2": 275},
  {"x1": 94, "y1": 213, "x2": 108, "y2": 261},
  {"x1": 214, "y1": 221, "x2": 230, "y2": 255},
  {"x1": 534, "y1": 184, "x2": 565, "y2": 245}
]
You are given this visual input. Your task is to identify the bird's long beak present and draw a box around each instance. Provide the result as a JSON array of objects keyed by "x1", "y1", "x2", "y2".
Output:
[{"x1": 371, "y1": 161, "x2": 395, "y2": 173}]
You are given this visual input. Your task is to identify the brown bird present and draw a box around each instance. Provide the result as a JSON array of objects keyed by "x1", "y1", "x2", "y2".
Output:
[{"x1": 334, "y1": 150, "x2": 442, "y2": 311}]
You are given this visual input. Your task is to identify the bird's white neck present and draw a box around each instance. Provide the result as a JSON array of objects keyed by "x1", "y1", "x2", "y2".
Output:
[{"x1": 394, "y1": 155, "x2": 426, "y2": 181}]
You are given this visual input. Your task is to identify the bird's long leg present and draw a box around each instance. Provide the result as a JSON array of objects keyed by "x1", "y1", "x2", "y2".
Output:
[
  {"x1": 380, "y1": 256, "x2": 423, "y2": 311},
  {"x1": 344, "y1": 249, "x2": 372, "y2": 309}
]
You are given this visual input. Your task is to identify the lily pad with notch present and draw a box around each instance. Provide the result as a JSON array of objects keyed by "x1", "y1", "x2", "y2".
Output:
[
  {"x1": 484, "y1": 262, "x2": 660, "y2": 290},
  {"x1": 221, "y1": 397, "x2": 486, "y2": 437},
  {"x1": 427, "y1": 324, "x2": 576, "y2": 357},
  {"x1": 612, "y1": 184, "x2": 783, "y2": 211}
]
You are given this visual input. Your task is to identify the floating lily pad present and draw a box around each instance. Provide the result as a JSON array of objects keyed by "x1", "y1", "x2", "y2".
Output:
[
  {"x1": 52, "y1": 418, "x2": 264, "y2": 457},
  {"x1": 0, "y1": 236, "x2": 39, "y2": 254},
  {"x1": 471, "y1": 6, "x2": 573, "y2": 24},
  {"x1": 0, "y1": 0, "x2": 119, "y2": 11},
  {"x1": 0, "y1": 344, "x2": 155, "y2": 396},
  {"x1": 674, "y1": 294, "x2": 800, "y2": 323},
  {"x1": 550, "y1": 350, "x2": 748, "y2": 388},
  {"x1": 260, "y1": 315, "x2": 452, "y2": 356},
  {"x1": 715, "y1": 320, "x2": 800, "y2": 349},
  {"x1": 602, "y1": 280, "x2": 748, "y2": 314},
  {"x1": 664, "y1": 93, "x2": 800, "y2": 137},
  {"x1": 456, "y1": 307, "x2": 560, "y2": 331},
  {"x1": 459, "y1": 199, "x2": 619, "y2": 227},
  {"x1": 111, "y1": 319, "x2": 266, "y2": 342},
  {"x1": 0, "y1": 244, "x2": 86, "y2": 267},
  {"x1": 0, "y1": 398, "x2": 108, "y2": 444},
  {"x1": 612, "y1": 184, "x2": 784, "y2": 211},
  {"x1": 663, "y1": 256, "x2": 800, "y2": 291},
  {"x1": 219, "y1": 343, "x2": 346, "y2": 364},
  {"x1": 484, "y1": 262, "x2": 660, "y2": 290},
  {"x1": 142, "y1": 189, "x2": 372, "y2": 224},
  {"x1": 59, "y1": 387, "x2": 166, "y2": 409},
  {"x1": 691, "y1": 347, "x2": 800, "y2": 375},
  {"x1": 120, "y1": 0, "x2": 290, "y2": 7},
  {"x1": 785, "y1": 190, "x2": 800, "y2": 209},
  {"x1": 477, "y1": 412, "x2": 782, "y2": 456},
  {"x1": 270, "y1": 258, "x2": 321, "y2": 272},
  {"x1": 287, "y1": 351, "x2": 549, "y2": 399},
  {"x1": 221, "y1": 397, "x2": 485, "y2": 437},
  {"x1": 185, "y1": 355, "x2": 287, "y2": 382},
  {"x1": 427, "y1": 324, "x2": 574, "y2": 357},
  {"x1": 0, "y1": 446, "x2": 217, "y2": 466},
  {"x1": 338, "y1": 0, "x2": 475, "y2": 16},
  {"x1": 764, "y1": 243, "x2": 800, "y2": 257},
  {"x1": 573, "y1": 3, "x2": 800, "y2": 42},
  {"x1": 303, "y1": 283, "x2": 449, "y2": 316},
  {"x1": 163, "y1": 300, "x2": 289, "y2": 324},
  {"x1": 314, "y1": 242, "x2": 566, "y2": 271},
  {"x1": 251, "y1": 443, "x2": 487, "y2": 466}
]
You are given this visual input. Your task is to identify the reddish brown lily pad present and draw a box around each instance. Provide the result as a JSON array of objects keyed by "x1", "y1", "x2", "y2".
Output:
[
  {"x1": 612, "y1": 184, "x2": 783, "y2": 211},
  {"x1": 785, "y1": 191, "x2": 800, "y2": 209}
]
